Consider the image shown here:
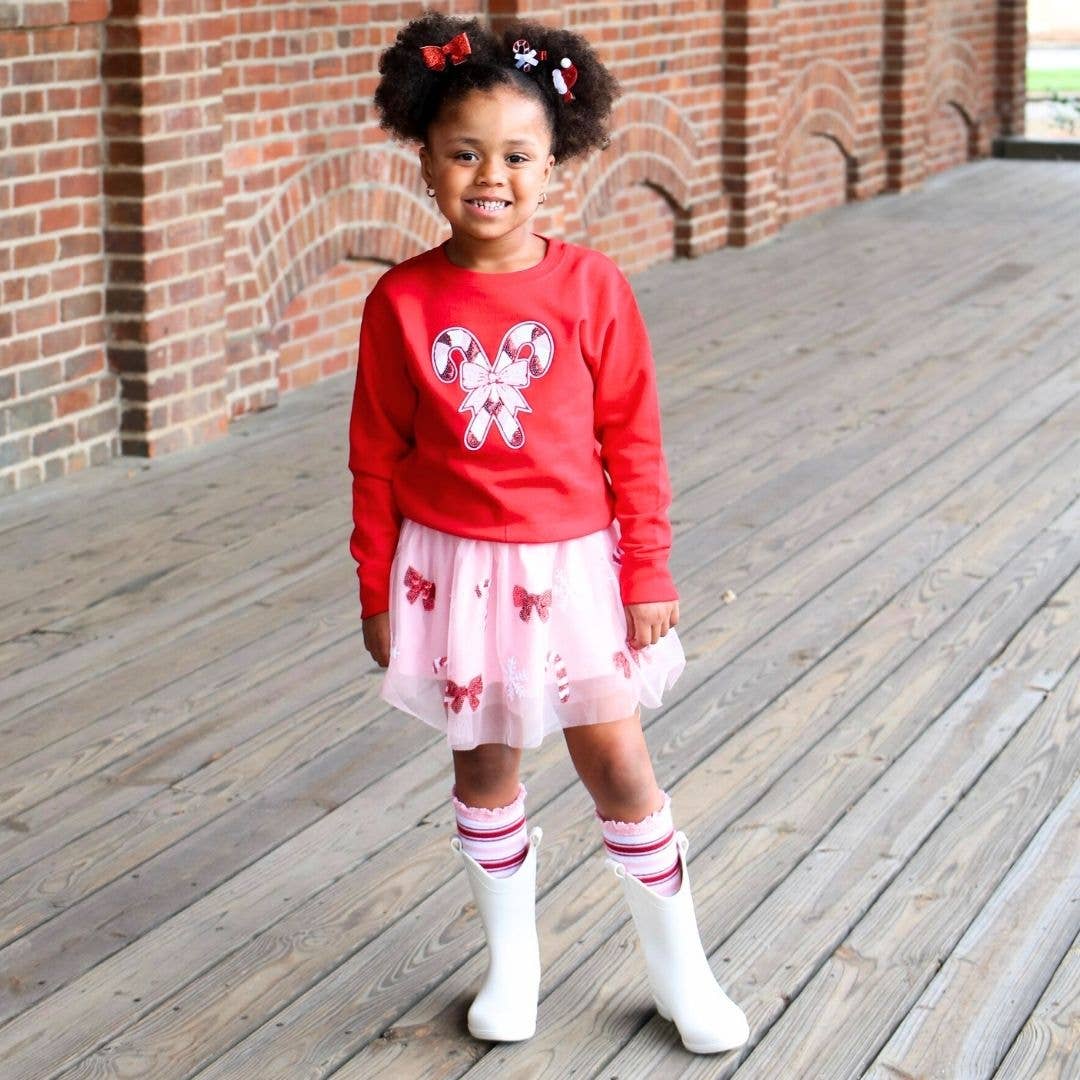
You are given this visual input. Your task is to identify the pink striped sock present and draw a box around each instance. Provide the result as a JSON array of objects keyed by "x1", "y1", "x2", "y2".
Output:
[
  {"x1": 599, "y1": 791, "x2": 683, "y2": 897},
  {"x1": 452, "y1": 783, "x2": 530, "y2": 878}
]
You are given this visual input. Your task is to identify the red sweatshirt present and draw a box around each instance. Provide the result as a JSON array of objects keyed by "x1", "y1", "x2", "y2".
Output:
[{"x1": 348, "y1": 234, "x2": 677, "y2": 618}]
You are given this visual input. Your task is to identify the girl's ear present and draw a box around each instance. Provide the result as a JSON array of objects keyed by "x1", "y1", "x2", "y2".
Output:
[{"x1": 418, "y1": 144, "x2": 433, "y2": 188}]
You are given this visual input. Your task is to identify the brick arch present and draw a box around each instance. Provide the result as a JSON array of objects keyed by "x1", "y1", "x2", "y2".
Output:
[
  {"x1": 575, "y1": 93, "x2": 697, "y2": 241},
  {"x1": 926, "y1": 39, "x2": 980, "y2": 120},
  {"x1": 777, "y1": 60, "x2": 861, "y2": 169},
  {"x1": 924, "y1": 38, "x2": 982, "y2": 168},
  {"x1": 248, "y1": 147, "x2": 444, "y2": 341}
]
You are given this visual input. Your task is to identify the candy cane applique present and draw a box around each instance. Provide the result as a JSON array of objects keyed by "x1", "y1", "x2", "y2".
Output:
[
  {"x1": 546, "y1": 651, "x2": 570, "y2": 702},
  {"x1": 431, "y1": 321, "x2": 555, "y2": 450}
]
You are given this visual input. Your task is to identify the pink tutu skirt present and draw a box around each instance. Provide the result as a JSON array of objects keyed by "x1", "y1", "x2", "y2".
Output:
[{"x1": 381, "y1": 518, "x2": 686, "y2": 750}]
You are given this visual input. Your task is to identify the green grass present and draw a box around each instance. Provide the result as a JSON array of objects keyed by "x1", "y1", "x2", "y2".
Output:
[{"x1": 1028, "y1": 68, "x2": 1080, "y2": 94}]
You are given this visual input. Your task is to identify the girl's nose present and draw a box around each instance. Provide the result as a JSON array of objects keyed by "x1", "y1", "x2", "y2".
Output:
[{"x1": 477, "y1": 158, "x2": 506, "y2": 185}]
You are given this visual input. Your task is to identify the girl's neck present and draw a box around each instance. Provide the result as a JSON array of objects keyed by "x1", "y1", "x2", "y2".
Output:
[{"x1": 443, "y1": 230, "x2": 548, "y2": 274}]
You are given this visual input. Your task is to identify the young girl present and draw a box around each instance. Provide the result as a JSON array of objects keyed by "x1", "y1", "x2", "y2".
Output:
[{"x1": 348, "y1": 11, "x2": 748, "y2": 1055}]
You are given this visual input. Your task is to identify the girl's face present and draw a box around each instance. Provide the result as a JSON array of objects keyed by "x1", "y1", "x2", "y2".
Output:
[{"x1": 420, "y1": 85, "x2": 555, "y2": 255}]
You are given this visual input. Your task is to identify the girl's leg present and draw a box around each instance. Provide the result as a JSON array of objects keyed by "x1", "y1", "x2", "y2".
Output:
[
  {"x1": 449, "y1": 742, "x2": 542, "y2": 1042},
  {"x1": 565, "y1": 711, "x2": 749, "y2": 1053},
  {"x1": 561, "y1": 709, "x2": 661, "y2": 821},
  {"x1": 563, "y1": 710, "x2": 681, "y2": 895},
  {"x1": 451, "y1": 743, "x2": 529, "y2": 878},
  {"x1": 452, "y1": 743, "x2": 522, "y2": 808}
]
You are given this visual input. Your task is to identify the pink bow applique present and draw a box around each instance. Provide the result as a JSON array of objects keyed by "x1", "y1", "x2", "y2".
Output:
[
  {"x1": 514, "y1": 585, "x2": 552, "y2": 622},
  {"x1": 614, "y1": 651, "x2": 632, "y2": 679},
  {"x1": 404, "y1": 566, "x2": 436, "y2": 610},
  {"x1": 420, "y1": 32, "x2": 472, "y2": 71},
  {"x1": 445, "y1": 674, "x2": 483, "y2": 713}
]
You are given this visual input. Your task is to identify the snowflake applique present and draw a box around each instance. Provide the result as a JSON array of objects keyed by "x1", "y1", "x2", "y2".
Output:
[
  {"x1": 502, "y1": 656, "x2": 528, "y2": 702},
  {"x1": 551, "y1": 567, "x2": 573, "y2": 605}
]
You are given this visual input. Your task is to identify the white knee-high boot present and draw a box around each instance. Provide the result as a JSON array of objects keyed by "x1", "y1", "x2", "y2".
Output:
[
  {"x1": 451, "y1": 825, "x2": 543, "y2": 1041},
  {"x1": 611, "y1": 831, "x2": 749, "y2": 1053}
]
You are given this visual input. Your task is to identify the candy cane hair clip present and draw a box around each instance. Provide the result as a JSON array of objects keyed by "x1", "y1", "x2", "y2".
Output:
[{"x1": 512, "y1": 38, "x2": 546, "y2": 72}]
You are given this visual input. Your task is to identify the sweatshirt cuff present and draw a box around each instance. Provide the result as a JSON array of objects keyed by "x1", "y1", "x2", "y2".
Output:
[
  {"x1": 360, "y1": 579, "x2": 390, "y2": 620},
  {"x1": 619, "y1": 560, "x2": 678, "y2": 606}
]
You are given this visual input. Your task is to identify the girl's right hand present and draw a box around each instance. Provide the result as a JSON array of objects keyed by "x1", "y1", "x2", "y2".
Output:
[{"x1": 363, "y1": 611, "x2": 391, "y2": 668}]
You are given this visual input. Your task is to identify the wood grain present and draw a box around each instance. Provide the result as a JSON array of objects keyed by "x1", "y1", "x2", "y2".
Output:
[{"x1": 0, "y1": 159, "x2": 1076, "y2": 1080}]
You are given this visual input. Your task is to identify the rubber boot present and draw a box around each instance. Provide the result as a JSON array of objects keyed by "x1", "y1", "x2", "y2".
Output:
[
  {"x1": 610, "y1": 831, "x2": 749, "y2": 1053},
  {"x1": 451, "y1": 825, "x2": 543, "y2": 1041}
]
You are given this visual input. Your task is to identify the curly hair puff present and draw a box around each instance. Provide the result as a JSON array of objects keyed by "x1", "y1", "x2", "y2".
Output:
[{"x1": 373, "y1": 11, "x2": 620, "y2": 163}]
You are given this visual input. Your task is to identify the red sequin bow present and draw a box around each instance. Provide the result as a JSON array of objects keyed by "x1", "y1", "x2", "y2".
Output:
[
  {"x1": 445, "y1": 674, "x2": 483, "y2": 713},
  {"x1": 514, "y1": 585, "x2": 552, "y2": 622},
  {"x1": 420, "y1": 31, "x2": 472, "y2": 71},
  {"x1": 404, "y1": 566, "x2": 436, "y2": 610}
]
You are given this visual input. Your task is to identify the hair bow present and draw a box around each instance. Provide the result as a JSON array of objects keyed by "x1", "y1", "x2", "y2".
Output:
[{"x1": 420, "y1": 31, "x2": 472, "y2": 71}]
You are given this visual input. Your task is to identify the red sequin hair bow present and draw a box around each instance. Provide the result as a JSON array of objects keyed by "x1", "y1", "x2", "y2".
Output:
[{"x1": 420, "y1": 31, "x2": 472, "y2": 71}]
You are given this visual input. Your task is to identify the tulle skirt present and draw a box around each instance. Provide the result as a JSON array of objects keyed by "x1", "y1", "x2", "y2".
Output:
[{"x1": 380, "y1": 518, "x2": 686, "y2": 750}]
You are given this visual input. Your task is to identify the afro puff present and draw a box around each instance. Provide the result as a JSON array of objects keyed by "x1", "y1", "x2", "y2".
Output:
[{"x1": 373, "y1": 11, "x2": 620, "y2": 163}]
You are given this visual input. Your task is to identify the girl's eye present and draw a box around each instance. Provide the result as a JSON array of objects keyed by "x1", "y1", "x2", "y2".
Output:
[
  {"x1": 507, "y1": 154, "x2": 529, "y2": 164},
  {"x1": 455, "y1": 152, "x2": 478, "y2": 162}
]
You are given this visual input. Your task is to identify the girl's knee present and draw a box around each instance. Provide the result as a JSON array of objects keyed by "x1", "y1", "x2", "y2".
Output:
[
  {"x1": 585, "y1": 740, "x2": 660, "y2": 815},
  {"x1": 452, "y1": 743, "x2": 522, "y2": 807}
]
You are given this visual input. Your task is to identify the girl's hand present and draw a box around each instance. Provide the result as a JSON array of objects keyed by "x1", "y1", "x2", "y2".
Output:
[
  {"x1": 624, "y1": 600, "x2": 679, "y2": 649},
  {"x1": 363, "y1": 611, "x2": 391, "y2": 668}
]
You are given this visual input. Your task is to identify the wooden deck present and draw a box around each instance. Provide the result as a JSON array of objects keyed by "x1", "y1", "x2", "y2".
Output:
[{"x1": 1, "y1": 158, "x2": 1079, "y2": 1080}]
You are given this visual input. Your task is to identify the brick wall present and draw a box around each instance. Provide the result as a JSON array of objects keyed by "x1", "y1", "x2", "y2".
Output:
[
  {"x1": 1, "y1": 1, "x2": 112, "y2": 491},
  {"x1": 0, "y1": 0, "x2": 1026, "y2": 494}
]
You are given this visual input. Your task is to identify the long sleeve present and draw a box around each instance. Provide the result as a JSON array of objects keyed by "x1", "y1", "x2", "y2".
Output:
[
  {"x1": 591, "y1": 271, "x2": 678, "y2": 605},
  {"x1": 347, "y1": 283, "x2": 417, "y2": 618}
]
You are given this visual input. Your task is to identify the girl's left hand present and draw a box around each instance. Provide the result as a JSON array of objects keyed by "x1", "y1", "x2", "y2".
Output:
[{"x1": 625, "y1": 600, "x2": 679, "y2": 649}]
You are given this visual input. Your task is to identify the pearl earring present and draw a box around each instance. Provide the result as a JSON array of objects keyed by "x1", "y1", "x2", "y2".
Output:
[
  {"x1": 538, "y1": 192, "x2": 547, "y2": 204},
  {"x1": 426, "y1": 187, "x2": 436, "y2": 197}
]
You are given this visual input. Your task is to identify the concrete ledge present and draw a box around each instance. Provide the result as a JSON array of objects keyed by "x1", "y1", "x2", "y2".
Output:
[{"x1": 993, "y1": 135, "x2": 1080, "y2": 161}]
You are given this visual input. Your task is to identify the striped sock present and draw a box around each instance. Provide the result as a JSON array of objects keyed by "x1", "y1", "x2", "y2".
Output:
[
  {"x1": 452, "y1": 783, "x2": 530, "y2": 878},
  {"x1": 599, "y1": 791, "x2": 683, "y2": 897}
]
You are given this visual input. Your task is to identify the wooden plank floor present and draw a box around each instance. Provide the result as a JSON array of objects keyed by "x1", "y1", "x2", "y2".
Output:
[{"x1": 1, "y1": 158, "x2": 1079, "y2": 1080}]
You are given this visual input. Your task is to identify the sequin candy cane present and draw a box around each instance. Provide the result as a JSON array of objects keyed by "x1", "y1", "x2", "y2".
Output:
[
  {"x1": 547, "y1": 651, "x2": 570, "y2": 702},
  {"x1": 431, "y1": 321, "x2": 555, "y2": 450}
]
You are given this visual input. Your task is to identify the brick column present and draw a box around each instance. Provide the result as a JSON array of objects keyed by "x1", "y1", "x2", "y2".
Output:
[
  {"x1": 882, "y1": 0, "x2": 930, "y2": 192},
  {"x1": 995, "y1": 0, "x2": 1027, "y2": 136},
  {"x1": 102, "y1": 0, "x2": 227, "y2": 457},
  {"x1": 723, "y1": 0, "x2": 779, "y2": 247}
]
